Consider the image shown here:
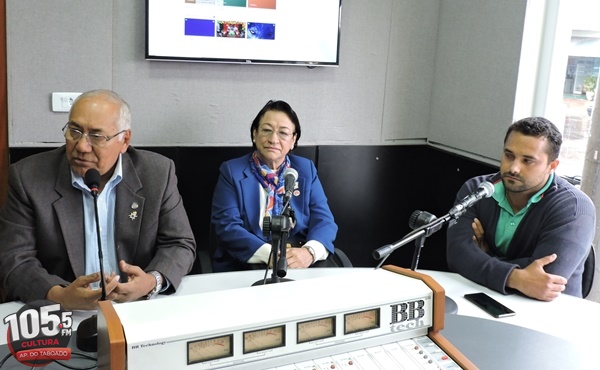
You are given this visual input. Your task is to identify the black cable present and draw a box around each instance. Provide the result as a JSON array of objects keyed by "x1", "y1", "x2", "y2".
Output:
[
  {"x1": 0, "y1": 353, "x2": 13, "y2": 368},
  {"x1": 52, "y1": 358, "x2": 97, "y2": 370},
  {"x1": 70, "y1": 352, "x2": 97, "y2": 361},
  {"x1": 262, "y1": 253, "x2": 272, "y2": 284}
]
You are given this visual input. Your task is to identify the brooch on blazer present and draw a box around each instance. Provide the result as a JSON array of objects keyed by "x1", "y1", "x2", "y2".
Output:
[{"x1": 129, "y1": 202, "x2": 139, "y2": 221}]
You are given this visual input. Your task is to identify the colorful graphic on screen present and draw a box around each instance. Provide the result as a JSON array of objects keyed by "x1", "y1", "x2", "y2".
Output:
[
  {"x1": 247, "y1": 22, "x2": 275, "y2": 40},
  {"x1": 185, "y1": 19, "x2": 215, "y2": 37},
  {"x1": 248, "y1": 0, "x2": 276, "y2": 10},
  {"x1": 217, "y1": 21, "x2": 246, "y2": 38}
]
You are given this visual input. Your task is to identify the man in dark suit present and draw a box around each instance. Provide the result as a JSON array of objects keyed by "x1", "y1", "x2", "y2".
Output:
[{"x1": 0, "y1": 89, "x2": 196, "y2": 310}]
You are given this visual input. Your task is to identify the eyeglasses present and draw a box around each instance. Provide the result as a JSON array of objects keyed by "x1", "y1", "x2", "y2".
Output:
[
  {"x1": 62, "y1": 123, "x2": 127, "y2": 148},
  {"x1": 258, "y1": 127, "x2": 296, "y2": 142}
]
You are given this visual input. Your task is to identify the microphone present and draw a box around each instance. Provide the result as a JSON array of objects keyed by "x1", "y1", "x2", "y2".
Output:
[
  {"x1": 77, "y1": 169, "x2": 104, "y2": 353},
  {"x1": 372, "y1": 211, "x2": 445, "y2": 261},
  {"x1": 279, "y1": 168, "x2": 297, "y2": 278},
  {"x1": 84, "y1": 169, "x2": 100, "y2": 197},
  {"x1": 283, "y1": 168, "x2": 298, "y2": 203},
  {"x1": 83, "y1": 168, "x2": 106, "y2": 300},
  {"x1": 409, "y1": 210, "x2": 437, "y2": 230},
  {"x1": 448, "y1": 181, "x2": 494, "y2": 218},
  {"x1": 408, "y1": 210, "x2": 446, "y2": 236}
]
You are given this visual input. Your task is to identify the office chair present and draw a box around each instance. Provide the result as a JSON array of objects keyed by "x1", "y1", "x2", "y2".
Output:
[
  {"x1": 582, "y1": 244, "x2": 596, "y2": 299},
  {"x1": 186, "y1": 222, "x2": 216, "y2": 274},
  {"x1": 331, "y1": 248, "x2": 353, "y2": 267}
]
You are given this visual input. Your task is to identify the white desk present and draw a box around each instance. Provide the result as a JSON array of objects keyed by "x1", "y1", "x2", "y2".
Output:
[
  {"x1": 2, "y1": 267, "x2": 599, "y2": 367},
  {"x1": 422, "y1": 269, "x2": 600, "y2": 346}
]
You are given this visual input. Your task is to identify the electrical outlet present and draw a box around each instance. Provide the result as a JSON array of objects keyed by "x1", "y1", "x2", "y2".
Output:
[{"x1": 51, "y1": 92, "x2": 82, "y2": 112}]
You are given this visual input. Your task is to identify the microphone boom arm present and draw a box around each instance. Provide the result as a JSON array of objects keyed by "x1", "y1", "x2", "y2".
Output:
[
  {"x1": 373, "y1": 181, "x2": 494, "y2": 268},
  {"x1": 373, "y1": 214, "x2": 451, "y2": 268}
]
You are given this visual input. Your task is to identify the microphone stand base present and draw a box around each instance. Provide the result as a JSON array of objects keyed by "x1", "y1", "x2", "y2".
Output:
[
  {"x1": 76, "y1": 314, "x2": 98, "y2": 352},
  {"x1": 445, "y1": 296, "x2": 458, "y2": 314},
  {"x1": 251, "y1": 278, "x2": 294, "y2": 286}
]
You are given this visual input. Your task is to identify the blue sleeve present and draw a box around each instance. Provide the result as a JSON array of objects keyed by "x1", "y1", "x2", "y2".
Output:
[{"x1": 211, "y1": 160, "x2": 266, "y2": 265}]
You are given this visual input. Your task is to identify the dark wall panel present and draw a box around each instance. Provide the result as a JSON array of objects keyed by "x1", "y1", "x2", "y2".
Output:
[
  {"x1": 317, "y1": 146, "x2": 497, "y2": 271},
  {"x1": 8, "y1": 145, "x2": 496, "y2": 274}
]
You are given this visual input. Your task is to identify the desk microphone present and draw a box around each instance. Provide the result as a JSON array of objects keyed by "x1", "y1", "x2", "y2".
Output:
[
  {"x1": 283, "y1": 168, "x2": 298, "y2": 204},
  {"x1": 84, "y1": 168, "x2": 107, "y2": 301},
  {"x1": 253, "y1": 169, "x2": 298, "y2": 286},
  {"x1": 277, "y1": 168, "x2": 297, "y2": 278},
  {"x1": 448, "y1": 181, "x2": 494, "y2": 218},
  {"x1": 76, "y1": 168, "x2": 105, "y2": 353}
]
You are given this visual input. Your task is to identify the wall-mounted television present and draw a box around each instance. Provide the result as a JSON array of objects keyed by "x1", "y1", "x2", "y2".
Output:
[{"x1": 145, "y1": 0, "x2": 342, "y2": 67}]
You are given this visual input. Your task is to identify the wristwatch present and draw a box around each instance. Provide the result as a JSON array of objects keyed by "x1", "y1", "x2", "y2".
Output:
[
  {"x1": 304, "y1": 246, "x2": 316, "y2": 264},
  {"x1": 146, "y1": 271, "x2": 163, "y2": 300}
]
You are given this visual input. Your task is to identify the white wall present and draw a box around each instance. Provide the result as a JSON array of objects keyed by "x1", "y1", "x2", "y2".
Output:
[{"x1": 6, "y1": 0, "x2": 531, "y2": 164}]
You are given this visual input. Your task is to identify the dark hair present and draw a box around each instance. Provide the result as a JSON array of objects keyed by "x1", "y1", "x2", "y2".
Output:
[
  {"x1": 504, "y1": 116, "x2": 562, "y2": 162},
  {"x1": 250, "y1": 100, "x2": 301, "y2": 149}
]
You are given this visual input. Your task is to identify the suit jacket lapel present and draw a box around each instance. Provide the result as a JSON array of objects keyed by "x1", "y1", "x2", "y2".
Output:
[
  {"x1": 114, "y1": 153, "x2": 144, "y2": 263},
  {"x1": 53, "y1": 156, "x2": 86, "y2": 277}
]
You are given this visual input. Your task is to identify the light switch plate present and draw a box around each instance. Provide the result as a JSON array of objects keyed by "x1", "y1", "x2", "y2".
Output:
[{"x1": 51, "y1": 92, "x2": 81, "y2": 112}]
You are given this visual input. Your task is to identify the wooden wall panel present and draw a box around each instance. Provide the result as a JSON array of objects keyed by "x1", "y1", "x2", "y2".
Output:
[{"x1": 0, "y1": 0, "x2": 7, "y2": 207}]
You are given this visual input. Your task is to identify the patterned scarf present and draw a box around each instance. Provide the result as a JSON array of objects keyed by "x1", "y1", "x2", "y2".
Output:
[{"x1": 250, "y1": 151, "x2": 290, "y2": 219}]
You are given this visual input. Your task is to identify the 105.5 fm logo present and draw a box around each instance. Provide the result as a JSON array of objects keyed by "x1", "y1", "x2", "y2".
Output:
[{"x1": 3, "y1": 300, "x2": 73, "y2": 367}]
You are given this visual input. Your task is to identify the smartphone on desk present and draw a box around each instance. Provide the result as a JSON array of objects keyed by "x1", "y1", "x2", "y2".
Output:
[{"x1": 464, "y1": 292, "x2": 515, "y2": 318}]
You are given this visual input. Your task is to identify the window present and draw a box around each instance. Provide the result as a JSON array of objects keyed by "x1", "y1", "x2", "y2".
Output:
[{"x1": 543, "y1": 1, "x2": 600, "y2": 181}]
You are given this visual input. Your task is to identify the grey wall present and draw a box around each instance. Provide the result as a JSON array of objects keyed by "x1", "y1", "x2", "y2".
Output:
[
  {"x1": 7, "y1": 0, "x2": 529, "y2": 163},
  {"x1": 428, "y1": 0, "x2": 527, "y2": 158}
]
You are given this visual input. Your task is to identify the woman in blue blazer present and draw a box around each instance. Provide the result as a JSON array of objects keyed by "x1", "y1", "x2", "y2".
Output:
[{"x1": 211, "y1": 100, "x2": 338, "y2": 272}]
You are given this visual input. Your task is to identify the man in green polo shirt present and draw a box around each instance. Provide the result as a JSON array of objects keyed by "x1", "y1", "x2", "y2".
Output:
[{"x1": 446, "y1": 116, "x2": 595, "y2": 301}]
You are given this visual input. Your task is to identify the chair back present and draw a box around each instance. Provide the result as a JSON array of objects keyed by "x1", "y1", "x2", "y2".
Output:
[{"x1": 582, "y1": 244, "x2": 596, "y2": 298}]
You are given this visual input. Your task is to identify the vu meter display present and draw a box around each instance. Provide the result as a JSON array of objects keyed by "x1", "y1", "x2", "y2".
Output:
[
  {"x1": 344, "y1": 308, "x2": 380, "y2": 334},
  {"x1": 297, "y1": 316, "x2": 336, "y2": 343},
  {"x1": 243, "y1": 325, "x2": 286, "y2": 354},
  {"x1": 187, "y1": 334, "x2": 233, "y2": 364}
]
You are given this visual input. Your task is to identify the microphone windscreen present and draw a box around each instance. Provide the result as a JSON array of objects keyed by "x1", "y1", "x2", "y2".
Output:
[
  {"x1": 283, "y1": 167, "x2": 298, "y2": 181},
  {"x1": 479, "y1": 181, "x2": 495, "y2": 198},
  {"x1": 84, "y1": 169, "x2": 101, "y2": 189},
  {"x1": 408, "y1": 210, "x2": 436, "y2": 230}
]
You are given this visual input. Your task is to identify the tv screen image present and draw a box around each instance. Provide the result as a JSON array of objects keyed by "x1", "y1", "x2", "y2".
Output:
[
  {"x1": 216, "y1": 21, "x2": 246, "y2": 38},
  {"x1": 247, "y1": 22, "x2": 275, "y2": 40},
  {"x1": 146, "y1": 0, "x2": 342, "y2": 67}
]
